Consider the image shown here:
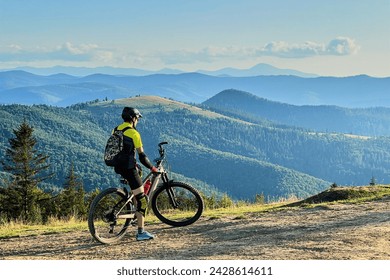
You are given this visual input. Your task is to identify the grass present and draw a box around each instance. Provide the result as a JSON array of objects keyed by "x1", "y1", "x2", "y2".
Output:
[
  {"x1": 202, "y1": 202, "x2": 284, "y2": 219},
  {"x1": 0, "y1": 216, "x2": 86, "y2": 239},
  {"x1": 1, "y1": 185, "x2": 389, "y2": 239},
  {"x1": 286, "y1": 185, "x2": 390, "y2": 207}
]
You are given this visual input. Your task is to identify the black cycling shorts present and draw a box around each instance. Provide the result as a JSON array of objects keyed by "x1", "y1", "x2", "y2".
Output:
[{"x1": 114, "y1": 166, "x2": 142, "y2": 190}]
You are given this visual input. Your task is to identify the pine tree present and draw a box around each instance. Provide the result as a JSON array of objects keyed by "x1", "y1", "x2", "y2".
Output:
[
  {"x1": 369, "y1": 176, "x2": 376, "y2": 186},
  {"x1": 0, "y1": 177, "x2": 10, "y2": 223},
  {"x1": 255, "y1": 193, "x2": 265, "y2": 204},
  {"x1": 1, "y1": 121, "x2": 52, "y2": 223},
  {"x1": 59, "y1": 163, "x2": 86, "y2": 219},
  {"x1": 217, "y1": 193, "x2": 234, "y2": 208}
]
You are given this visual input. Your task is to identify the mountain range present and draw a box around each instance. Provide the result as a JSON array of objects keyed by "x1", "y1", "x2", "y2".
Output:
[
  {"x1": 0, "y1": 70, "x2": 389, "y2": 107},
  {"x1": 1, "y1": 63, "x2": 316, "y2": 77},
  {"x1": 203, "y1": 89, "x2": 390, "y2": 137},
  {"x1": 0, "y1": 96, "x2": 328, "y2": 200},
  {"x1": 1, "y1": 64, "x2": 390, "y2": 200},
  {"x1": 2, "y1": 92, "x2": 390, "y2": 201}
]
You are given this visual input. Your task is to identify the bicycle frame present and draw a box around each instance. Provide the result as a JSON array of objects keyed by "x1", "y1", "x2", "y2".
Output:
[{"x1": 115, "y1": 143, "x2": 169, "y2": 220}]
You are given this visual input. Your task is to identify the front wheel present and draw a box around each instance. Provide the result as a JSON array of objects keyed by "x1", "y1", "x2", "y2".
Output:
[
  {"x1": 88, "y1": 187, "x2": 135, "y2": 244},
  {"x1": 151, "y1": 181, "x2": 204, "y2": 227}
]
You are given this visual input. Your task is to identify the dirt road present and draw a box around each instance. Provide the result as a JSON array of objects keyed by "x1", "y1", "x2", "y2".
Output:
[{"x1": 1, "y1": 197, "x2": 389, "y2": 260}]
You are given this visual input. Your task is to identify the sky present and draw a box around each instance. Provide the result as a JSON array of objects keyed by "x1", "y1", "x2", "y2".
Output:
[{"x1": 0, "y1": 0, "x2": 389, "y2": 77}]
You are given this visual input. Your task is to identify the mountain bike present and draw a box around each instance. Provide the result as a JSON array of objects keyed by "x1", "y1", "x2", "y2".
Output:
[{"x1": 88, "y1": 141, "x2": 204, "y2": 244}]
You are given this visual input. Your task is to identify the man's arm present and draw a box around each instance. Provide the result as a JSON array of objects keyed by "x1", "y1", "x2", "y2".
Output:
[{"x1": 137, "y1": 147, "x2": 156, "y2": 171}]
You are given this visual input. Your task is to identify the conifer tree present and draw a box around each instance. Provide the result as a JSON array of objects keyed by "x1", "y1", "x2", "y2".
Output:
[
  {"x1": 59, "y1": 163, "x2": 86, "y2": 219},
  {"x1": 255, "y1": 193, "x2": 265, "y2": 204},
  {"x1": 1, "y1": 121, "x2": 52, "y2": 222}
]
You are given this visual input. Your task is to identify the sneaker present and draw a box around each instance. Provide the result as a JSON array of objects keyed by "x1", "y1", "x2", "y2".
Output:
[{"x1": 136, "y1": 231, "x2": 155, "y2": 241}]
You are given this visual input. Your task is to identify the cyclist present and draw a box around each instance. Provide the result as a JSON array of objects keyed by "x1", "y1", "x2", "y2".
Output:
[{"x1": 113, "y1": 107, "x2": 158, "y2": 241}]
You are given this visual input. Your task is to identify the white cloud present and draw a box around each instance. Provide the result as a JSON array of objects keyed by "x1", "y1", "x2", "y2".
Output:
[
  {"x1": 0, "y1": 37, "x2": 361, "y2": 68},
  {"x1": 56, "y1": 42, "x2": 98, "y2": 55},
  {"x1": 156, "y1": 37, "x2": 360, "y2": 65},
  {"x1": 0, "y1": 42, "x2": 114, "y2": 63},
  {"x1": 258, "y1": 37, "x2": 360, "y2": 58},
  {"x1": 326, "y1": 37, "x2": 360, "y2": 55},
  {"x1": 260, "y1": 41, "x2": 325, "y2": 58}
]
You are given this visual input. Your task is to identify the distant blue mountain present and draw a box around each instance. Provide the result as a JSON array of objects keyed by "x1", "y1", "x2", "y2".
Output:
[
  {"x1": 0, "y1": 66, "x2": 185, "y2": 77},
  {"x1": 197, "y1": 63, "x2": 317, "y2": 77},
  {"x1": 203, "y1": 89, "x2": 390, "y2": 137},
  {"x1": 0, "y1": 83, "x2": 135, "y2": 107},
  {"x1": 1, "y1": 63, "x2": 315, "y2": 77},
  {"x1": 0, "y1": 70, "x2": 76, "y2": 91},
  {"x1": 0, "y1": 70, "x2": 389, "y2": 107}
]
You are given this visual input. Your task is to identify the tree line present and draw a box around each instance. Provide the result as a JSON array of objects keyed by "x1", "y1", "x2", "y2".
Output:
[{"x1": 0, "y1": 121, "x2": 96, "y2": 224}]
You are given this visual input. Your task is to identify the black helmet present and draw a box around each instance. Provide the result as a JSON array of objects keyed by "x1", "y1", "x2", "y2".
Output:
[{"x1": 122, "y1": 107, "x2": 143, "y2": 121}]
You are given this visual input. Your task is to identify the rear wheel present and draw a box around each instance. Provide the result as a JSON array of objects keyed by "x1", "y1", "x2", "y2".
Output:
[
  {"x1": 88, "y1": 188, "x2": 135, "y2": 244},
  {"x1": 151, "y1": 182, "x2": 204, "y2": 227}
]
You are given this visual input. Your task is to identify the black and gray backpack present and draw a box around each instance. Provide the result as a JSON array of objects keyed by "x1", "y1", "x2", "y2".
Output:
[{"x1": 104, "y1": 126, "x2": 130, "y2": 167}]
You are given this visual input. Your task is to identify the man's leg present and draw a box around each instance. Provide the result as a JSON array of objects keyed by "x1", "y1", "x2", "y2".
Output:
[
  {"x1": 128, "y1": 170, "x2": 155, "y2": 241},
  {"x1": 132, "y1": 186, "x2": 145, "y2": 230}
]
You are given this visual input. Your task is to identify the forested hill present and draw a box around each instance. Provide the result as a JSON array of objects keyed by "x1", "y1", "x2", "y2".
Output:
[
  {"x1": 2, "y1": 96, "x2": 390, "y2": 200},
  {"x1": 203, "y1": 89, "x2": 390, "y2": 137}
]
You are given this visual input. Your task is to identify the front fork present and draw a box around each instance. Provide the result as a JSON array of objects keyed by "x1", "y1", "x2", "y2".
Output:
[{"x1": 161, "y1": 173, "x2": 179, "y2": 209}]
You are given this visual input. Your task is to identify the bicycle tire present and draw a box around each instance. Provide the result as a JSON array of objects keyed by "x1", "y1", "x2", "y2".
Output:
[
  {"x1": 151, "y1": 181, "x2": 204, "y2": 227},
  {"x1": 88, "y1": 187, "x2": 134, "y2": 244}
]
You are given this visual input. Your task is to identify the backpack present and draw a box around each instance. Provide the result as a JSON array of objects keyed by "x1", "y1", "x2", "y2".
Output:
[{"x1": 104, "y1": 126, "x2": 131, "y2": 167}]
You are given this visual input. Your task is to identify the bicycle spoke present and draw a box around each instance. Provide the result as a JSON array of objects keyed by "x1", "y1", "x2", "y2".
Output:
[
  {"x1": 152, "y1": 182, "x2": 203, "y2": 226},
  {"x1": 88, "y1": 188, "x2": 135, "y2": 244}
]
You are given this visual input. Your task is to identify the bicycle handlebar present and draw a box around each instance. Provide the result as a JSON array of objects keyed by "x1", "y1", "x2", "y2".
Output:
[
  {"x1": 158, "y1": 141, "x2": 168, "y2": 149},
  {"x1": 155, "y1": 141, "x2": 169, "y2": 163}
]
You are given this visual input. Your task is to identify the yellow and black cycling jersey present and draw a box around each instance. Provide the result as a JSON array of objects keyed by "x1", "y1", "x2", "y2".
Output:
[
  {"x1": 114, "y1": 122, "x2": 142, "y2": 169},
  {"x1": 116, "y1": 122, "x2": 142, "y2": 148}
]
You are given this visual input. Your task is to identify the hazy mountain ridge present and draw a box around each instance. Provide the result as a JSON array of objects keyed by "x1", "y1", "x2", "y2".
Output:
[
  {"x1": 1, "y1": 70, "x2": 389, "y2": 107},
  {"x1": 203, "y1": 89, "x2": 390, "y2": 137},
  {"x1": 0, "y1": 82, "x2": 136, "y2": 107},
  {"x1": 1, "y1": 63, "x2": 315, "y2": 77}
]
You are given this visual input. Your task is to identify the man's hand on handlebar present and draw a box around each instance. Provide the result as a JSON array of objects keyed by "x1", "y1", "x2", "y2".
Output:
[{"x1": 151, "y1": 166, "x2": 159, "y2": 173}]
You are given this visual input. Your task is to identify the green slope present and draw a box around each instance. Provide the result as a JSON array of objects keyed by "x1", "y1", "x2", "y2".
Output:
[{"x1": 4, "y1": 95, "x2": 390, "y2": 200}]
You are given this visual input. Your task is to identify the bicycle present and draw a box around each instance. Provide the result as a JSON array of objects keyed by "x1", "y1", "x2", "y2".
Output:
[{"x1": 88, "y1": 141, "x2": 204, "y2": 244}]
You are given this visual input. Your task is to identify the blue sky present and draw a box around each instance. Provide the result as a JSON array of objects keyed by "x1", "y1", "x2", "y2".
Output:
[{"x1": 0, "y1": 0, "x2": 389, "y2": 76}]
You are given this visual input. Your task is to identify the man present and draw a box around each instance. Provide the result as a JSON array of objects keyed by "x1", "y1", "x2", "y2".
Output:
[{"x1": 113, "y1": 107, "x2": 157, "y2": 241}]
